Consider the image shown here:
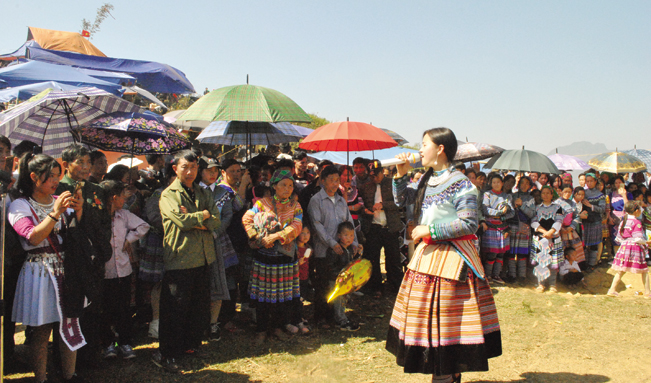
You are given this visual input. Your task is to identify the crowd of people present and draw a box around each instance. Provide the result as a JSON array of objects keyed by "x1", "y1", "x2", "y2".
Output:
[{"x1": 0, "y1": 128, "x2": 649, "y2": 382}]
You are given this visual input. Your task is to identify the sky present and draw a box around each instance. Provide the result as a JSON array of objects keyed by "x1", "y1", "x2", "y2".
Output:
[{"x1": 2, "y1": 1, "x2": 650, "y2": 154}]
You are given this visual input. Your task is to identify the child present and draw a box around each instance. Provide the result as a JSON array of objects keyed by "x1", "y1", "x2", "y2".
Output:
[
  {"x1": 100, "y1": 180, "x2": 150, "y2": 359},
  {"x1": 285, "y1": 226, "x2": 313, "y2": 334},
  {"x1": 559, "y1": 185, "x2": 586, "y2": 265},
  {"x1": 326, "y1": 222, "x2": 362, "y2": 331},
  {"x1": 607, "y1": 201, "x2": 651, "y2": 298},
  {"x1": 480, "y1": 174, "x2": 512, "y2": 284},
  {"x1": 559, "y1": 247, "x2": 585, "y2": 288}
]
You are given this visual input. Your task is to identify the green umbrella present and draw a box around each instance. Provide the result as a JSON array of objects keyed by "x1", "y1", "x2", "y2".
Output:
[
  {"x1": 484, "y1": 147, "x2": 561, "y2": 174},
  {"x1": 177, "y1": 84, "x2": 311, "y2": 123}
]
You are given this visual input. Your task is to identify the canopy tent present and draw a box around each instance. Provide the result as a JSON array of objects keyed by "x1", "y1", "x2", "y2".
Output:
[
  {"x1": 0, "y1": 60, "x2": 123, "y2": 95},
  {"x1": 26, "y1": 46, "x2": 195, "y2": 94},
  {"x1": 0, "y1": 81, "x2": 78, "y2": 102},
  {"x1": 76, "y1": 68, "x2": 135, "y2": 85},
  {"x1": 27, "y1": 27, "x2": 106, "y2": 57},
  {"x1": 0, "y1": 40, "x2": 40, "y2": 62}
]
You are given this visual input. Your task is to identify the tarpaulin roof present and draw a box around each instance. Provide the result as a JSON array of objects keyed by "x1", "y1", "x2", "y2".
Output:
[
  {"x1": 27, "y1": 27, "x2": 106, "y2": 57},
  {"x1": 0, "y1": 40, "x2": 40, "y2": 61},
  {"x1": 27, "y1": 46, "x2": 195, "y2": 94},
  {"x1": 0, "y1": 60, "x2": 123, "y2": 95},
  {"x1": 0, "y1": 81, "x2": 78, "y2": 102}
]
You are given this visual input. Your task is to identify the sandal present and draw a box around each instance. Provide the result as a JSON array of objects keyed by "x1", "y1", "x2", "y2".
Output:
[
  {"x1": 273, "y1": 328, "x2": 290, "y2": 341},
  {"x1": 606, "y1": 291, "x2": 619, "y2": 297},
  {"x1": 548, "y1": 286, "x2": 558, "y2": 293},
  {"x1": 535, "y1": 285, "x2": 545, "y2": 293},
  {"x1": 297, "y1": 322, "x2": 310, "y2": 334}
]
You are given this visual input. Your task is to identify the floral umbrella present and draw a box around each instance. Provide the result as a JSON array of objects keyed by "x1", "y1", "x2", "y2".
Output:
[
  {"x1": 455, "y1": 139, "x2": 505, "y2": 162},
  {"x1": 588, "y1": 151, "x2": 646, "y2": 174},
  {"x1": 74, "y1": 111, "x2": 191, "y2": 154}
]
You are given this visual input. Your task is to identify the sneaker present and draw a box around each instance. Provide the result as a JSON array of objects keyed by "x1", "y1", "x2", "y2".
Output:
[
  {"x1": 339, "y1": 321, "x2": 360, "y2": 332},
  {"x1": 535, "y1": 285, "x2": 545, "y2": 293},
  {"x1": 285, "y1": 324, "x2": 299, "y2": 334},
  {"x1": 148, "y1": 319, "x2": 159, "y2": 339},
  {"x1": 102, "y1": 344, "x2": 117, "y2": 359},
  {"x1": 152, "y1": 351, "x2": 179, "y2": 373},
  {"x1": 491, "y1": 276, "x2": 505, "y2": 285},
  {"x1": 548, "y1": 286, "x2": 558, "y2": 294},
  {"x1": 209, "y1": 323, "x2": 221, "y2": 342},
  {"x1": 119, "y1": 344, "x2": 136, "y2": 359}
]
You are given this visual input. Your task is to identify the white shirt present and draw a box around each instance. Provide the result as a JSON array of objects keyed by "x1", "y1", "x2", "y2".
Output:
[{"x1": 372, "y1": 184, "x2": 387, "y2": 227}]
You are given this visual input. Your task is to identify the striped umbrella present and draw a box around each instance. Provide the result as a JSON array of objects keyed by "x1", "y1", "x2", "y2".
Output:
[
  {"x1": 0, "y1": 87, "x2": 145, "y2": 155},
  {"x1": 456, "y1": 141, "x2": 505, "y2": 162},
  {"x1": 196, "y1": 121, "x2": 303, "y2": 146},
  {"x1": 588, "y1": 151, "x2": 646, "y2": 173}
]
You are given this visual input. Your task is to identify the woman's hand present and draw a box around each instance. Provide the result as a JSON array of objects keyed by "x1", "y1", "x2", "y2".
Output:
[
  {"x1": 53, "y1": 191, "x2": 73, "y2": 216},
  {"x1": 580, "y1": 211, "x2": 588, "y2": 219},
  {"x1": 542, "y1": 230, "x2": 553, "y2": 239},
  {"x1": 394, "y1": 153, "x2": 413, "y2": 178},
  {"x1": 260, "y1": 233, "x2": 278, "y2": 248},
  {"x1": 583, "y1": 199, "x2": 592, "y2": 208},
  {"x1": 515, "y1": 198, "x2": 523, "y2": 208},
  {"x1": 71, "y1": 190, "x2": 83, "y2": 220},
  {"x1": 411, "y1": 225, "x2": 430, "y2": 242}
]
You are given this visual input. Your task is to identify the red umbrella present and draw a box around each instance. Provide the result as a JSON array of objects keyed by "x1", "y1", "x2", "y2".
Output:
[{"x1": 299, "y1": 120, "x2": 398, "y2": 152}]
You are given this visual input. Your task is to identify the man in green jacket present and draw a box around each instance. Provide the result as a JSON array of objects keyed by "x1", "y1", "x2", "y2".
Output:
[{"x1": 153, "y1": 150, "x2": 220, "y2": 373}]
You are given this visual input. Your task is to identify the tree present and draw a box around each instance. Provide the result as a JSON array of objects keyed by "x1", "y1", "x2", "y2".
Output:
[
  {"x1": 296, "y1": 113, "x2": 330, "y2": 130},
  {"x1": 80, "y1": 3, "x2": 115, "y2": 39}
]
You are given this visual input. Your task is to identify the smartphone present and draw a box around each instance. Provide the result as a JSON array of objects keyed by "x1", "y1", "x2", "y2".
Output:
[{"x1": 74, "y1": 181, "x2": 84, "y2": 195}]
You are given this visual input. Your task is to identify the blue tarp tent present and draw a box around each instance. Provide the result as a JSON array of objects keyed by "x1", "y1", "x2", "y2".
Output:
[
  {"x1": 26, "y1": 46, "x2": 195, "y2": 94},
  {"x1": 0, "y1": 81, "x2": 78, "y2": 102},
  {"x1": 0, "y1": 60, "x2": 123, "y2": 95},
  {"x1": 308, "y1": 146, "x2": 421, "y2": 166}
]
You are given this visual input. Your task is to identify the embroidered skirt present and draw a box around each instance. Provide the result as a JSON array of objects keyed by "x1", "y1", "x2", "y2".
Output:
[
  {"x1": 249, "y1": 252, "x2": 300, "y2": 303},
  {"x1": 583, "y1": 222, "x2": 603, "y2": 247},
  {"x1": 139, "y1": 232, "x2": 165, "y2": 283},
  {"x1": 508, "y1": 221, "x2": 531, "y2": 255},
  {"x1": 481, "y1": 227, "x2": 510, "y2": 254},
  {"x1": 560, "y1": 227, "x2": 585, "y2": 263},
  {"x1": 386, "y1": 269, "x2": 502, "y2": 375},
  {"x1": 611, "y1": 243, "x2": 649, "y2": 273}
]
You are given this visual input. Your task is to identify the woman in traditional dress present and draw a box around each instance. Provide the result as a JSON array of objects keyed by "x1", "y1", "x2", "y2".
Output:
[
  {"x1": 608, "y1": 175, "x2": 631, "y2": 255},
  {"x1": 583, "y1": 173, "x2": 607, "y2": 269},
  {"x1": 387, "y1": 128, "x2": 501, "y2": 383},
  {"x1": 505, "y1": 176, "x2": 536, "y2": 284},
  {"x1": 558, "y1": 184, "x2": 587, "y2": 266},
  {"x1": 606, "y1": 201, "x2": 651, "y2": 298},
  {"x1": 480, "y1": 174, "x2": 512, "y2": 284},
  {"x1": 242, "y1": 169, "x2": 303, "y2": 345},
  {"x1": 9, "y1": 153, "x2": 84, "y2": 383},
  {"x1": 530, "y1": 186, "x2": 565, "y2": 293}
]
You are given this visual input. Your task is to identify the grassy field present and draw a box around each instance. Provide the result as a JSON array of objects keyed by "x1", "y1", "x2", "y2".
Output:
[{"x1": 5, "y1": 266, "x2": 651, "y2": 383}]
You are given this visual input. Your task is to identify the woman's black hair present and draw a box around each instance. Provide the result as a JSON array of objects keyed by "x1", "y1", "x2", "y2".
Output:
[
  {"x1": 486, "y1": 173, "x2": 504, "y2": 188},
  {"x1": 620, "y1": 201, "x2": 641, "y2": 235},
  {"x1": 104, "y1": 164, "x2": 130, "y2": 182},
  {"x1": 414, "y1": 127, "x2": 458, "y2": 222},
  {"x1": 517, "y1": 176, "x2": 532, "y2": 192},
  {"x1": 99, "y1": 180, "x2": 126, "y2": 210},
  {"x1": 12, "y1": 153, "x2": 61, "y2": 198}
]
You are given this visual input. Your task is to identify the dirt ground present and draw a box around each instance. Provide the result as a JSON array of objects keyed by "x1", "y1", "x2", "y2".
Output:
[{"x1": 4, "y1": 265, "x2": 651, "y2": 383}]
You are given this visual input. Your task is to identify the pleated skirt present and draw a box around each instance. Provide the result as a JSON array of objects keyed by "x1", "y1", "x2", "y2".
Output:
[
  {"x1": 12, "y1": 261, "x2": 60, "y2": 326},
  {"x1": 386, "y1": 269, "x2": 502, "y2": 375},
  {"x1": 249, "y1": 252, "x2": 300, "y2": 303}
]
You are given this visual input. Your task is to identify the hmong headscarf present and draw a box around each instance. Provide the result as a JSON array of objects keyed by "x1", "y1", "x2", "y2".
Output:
[
  {"x1": 540, "y1": 185, "x2": 559, "y2": 200},
  {"x1": 270, "y1": 169, "x2": 294, "y2": 186},
  {"x1": 585, "y1": 172, "x2": 597, "y2": 181}
]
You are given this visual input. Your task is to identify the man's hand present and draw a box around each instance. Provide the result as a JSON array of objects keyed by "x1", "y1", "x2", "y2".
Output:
[
  {"x1": 332, "y1": 243, "x2": 344, "y2": 255},
  {"x1": 373, "y1": 202, "x2": 383, "y2": 211},
  {"x1": 202, "y1": 210, "x2": 211, "y2": 220}
]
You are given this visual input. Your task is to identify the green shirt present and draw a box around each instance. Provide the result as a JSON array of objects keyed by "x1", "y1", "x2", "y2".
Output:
[
  {"x1": 56, "y1": 173, "x2": 112, "y2": 264},
  {"x1": 159, "y1": 178, "x2": 221, "y2": 270}
]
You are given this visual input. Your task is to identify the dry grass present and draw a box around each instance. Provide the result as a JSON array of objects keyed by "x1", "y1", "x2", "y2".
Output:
[{"x1": 5, "y1": 267, "x2": 651, "y2": 383}]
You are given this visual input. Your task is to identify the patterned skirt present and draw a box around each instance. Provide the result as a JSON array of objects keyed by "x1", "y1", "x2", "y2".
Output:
[
  {"x1": 508, "y1": 221, "x2": 531, "y2": 255},
  {"x1": 583, "y1": 222, "x2": 603, "y2": 247},
  {"x1": 611, "y1": 242, "x2": 649, "y2": 273},
  {"x1": 531, "y1": 235, "x2": 564, "y2": 269},
  {"x1": 560, "y1": 227, "x2": 585, "y2": 263},
  {"x1": 139, "y1": 232, "x2": 165, "y2": 283},
  {"x1": 386, "y1": 269, "x2": 502, "y2": 375},
  {"x1": 481, "y1": 227, "x2": 510, "y2": 254},
  {"x1": 249, "y1": 252, "x2": 300, "y2": 303}
]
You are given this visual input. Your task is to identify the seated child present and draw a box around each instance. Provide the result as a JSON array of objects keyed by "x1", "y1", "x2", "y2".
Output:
[
  {"x1": 559, "y1": 247, "x2": 585, "y2": 288},
  {"x1": 325, "y1": 222, "x2": 362, "y2": 332}
]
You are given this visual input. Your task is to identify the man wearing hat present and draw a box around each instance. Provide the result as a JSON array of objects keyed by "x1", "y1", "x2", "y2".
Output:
[{"x1": 359, "y1": 160, "x2": 404, "y2": 297}]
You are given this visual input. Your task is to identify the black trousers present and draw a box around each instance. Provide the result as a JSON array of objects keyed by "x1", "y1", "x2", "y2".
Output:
[
  {"x1": 2, "y1": 262, "x2": 23, "y2": 363},
  {"x1": 159, "y1": 265, "x2": 210, "y2": 358},
  {"x1": 101, "y1": 276, "x2": 134, "y2": 347},
  {"x1": 364, "y1": 225, "x2": 403, "y2": 292},
  {"x1": 312, "y1": 257, "x2": 334, "y2": 323}
]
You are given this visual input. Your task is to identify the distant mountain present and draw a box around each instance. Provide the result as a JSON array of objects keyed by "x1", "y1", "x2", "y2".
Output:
[{"x1": 547, "y1": 142, "x2": 611, "y2": 160}]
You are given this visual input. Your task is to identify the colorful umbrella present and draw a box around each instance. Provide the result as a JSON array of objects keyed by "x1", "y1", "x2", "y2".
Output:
[
  {"x1": 75, "y1": 112, "x2": 191, "y2": 154},
  {"x1": 0, "y1": 87, "x2": 144, "y2": 155},
  {"x1": 455, "y1": 140, "x2": 504, "y2": 162},
  {"x1": 484, "y1": 147, "x2": 561, "y2": 174},
  {"x1": 622, "y1": 146, "x2": 651, "y2": 171},
  {"x1": 588, "y1": 151, "x2": 646, "y2": 173},
  {"x1": 299, "y1": 120, "x2": 398, "y2": 152},
  {"x1": 163, "y1": 109, "x2": 211, "y2": 131},
  {"x1": 176, "y1": 84, "x2": 312, "y2": 124},
  {"x1": 196, "y1": 121, "x2": 303, "y2": 146},
  {"x1": 547, "y1": 150, "x2": 590, "y2": 171},
  {"x1": 327, "y1": 258, "x2": 372, "y2": 303}
]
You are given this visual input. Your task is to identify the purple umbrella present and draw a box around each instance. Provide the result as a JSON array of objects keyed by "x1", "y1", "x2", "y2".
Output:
[{"x1": 547, "y1": 153, "x2": 590, "y2": 171}]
